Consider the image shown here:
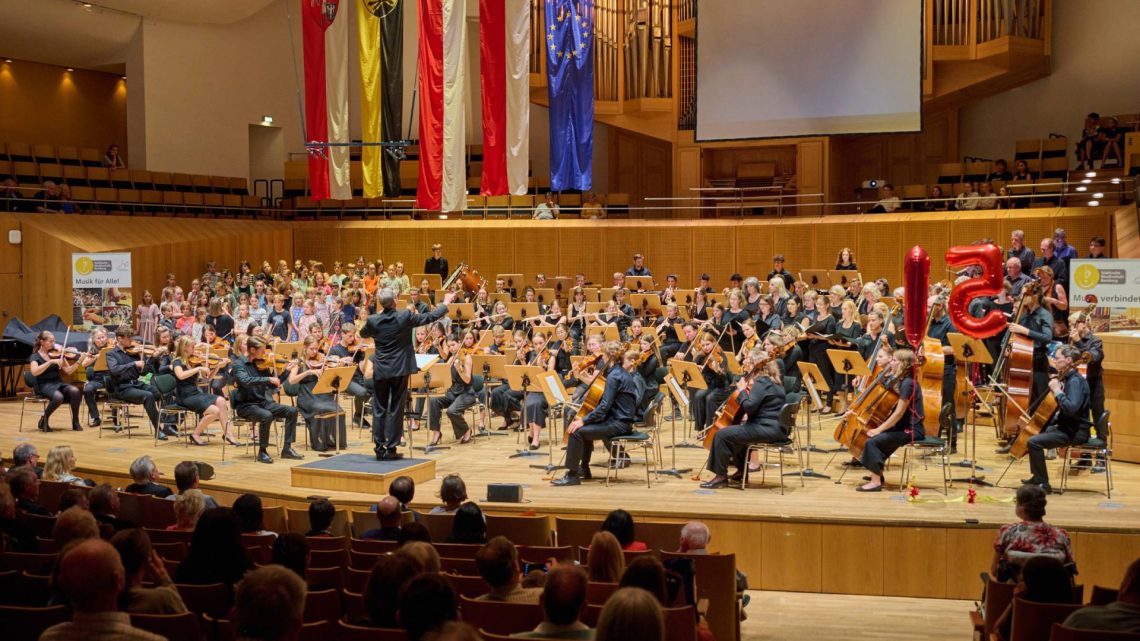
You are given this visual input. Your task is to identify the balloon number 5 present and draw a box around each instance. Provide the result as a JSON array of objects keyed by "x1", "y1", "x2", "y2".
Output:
[{"x1": 945, "y1": 243, "x2": 1008, "y2": 339}]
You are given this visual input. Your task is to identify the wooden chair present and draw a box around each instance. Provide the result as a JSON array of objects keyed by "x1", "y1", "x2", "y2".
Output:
[
  {"x1": 305, "y1": 566, "x2": 344, "y2": 592},
  {"x1": 0, "y1": 552, "x2": 57, "y2": 574},
  {"x1": 433, "y1": 542, "x2": 481, "y2": 558},
  {"x1": 37, "y1": 481, "x2": 79, "y2": 513},
  {"x1": 152, "y1": 541, "x2": 188, "y2": 562},
  {"x1": 306, "y1": 535, "x2": 348, "y2": 551},
  {"x1": 350, "y1": 538, "x2": 398, "y2": 554},
  {"x1": 130, "y1": 611, "x2": 202, "y2": 641},
  {"x1": 0, "y1": 604, "x2": 71, "y2": 641},
  {"x1": 144, "y1": 528, "x2": 194, "y2": 545},
  {"x1": 263, "y1": 505, "x2": 287, "y2": 534},
  {"x1": 20, "y1": 512, "x2": 58, "y2": 539},
  {"x1": 346, "y1": 567, "x2": 372, "y2": 593},
  {"x1": 518, "y1": 545, "x2": 574, "y2": 565},
  {"x1": 742, "y1": 403, "x2": 805, "y2": 494},
  {"x1": 1049, "y1": 622, "x2": 1140, "y2": 640},
  {"x1": 440, "y1": 556, "x2": 479, "y2": 575},
  {"x1": 308, "y1": 547, "x2": 348, "y2": 569},
  {"x1": 287, "y1": 509, "x2": 349, "y2": 537},
  {"x1": 176, "y1": 582, "x2": 232, "y2": 618},
  {"x1": 1089, "y1": 585, "x2": 1119, "y2": 606},
  {"x1": 336, "y1": 621, "x2": 407, "y2": 641},
  {"x1": 342, "y1": 589, "x2": 367, "y2": 623},
  {"x1": 479, "y1": 630, "x2": 516, "y2": 641},
  {"x1": 421, "y1": 512, "x2": 455, "y2": 541},
  {"x1": 241, "y1": 532, "x2": 277, "y2": 552},
  {"x1": 635, "y1": 522, "x2": 686, "y2": 554},
  {"x1": 586, "y1": 581, "x2": 619, "y2": 605},
  {"x1": 0, "y1": 570, "x2": 49, "y2": 606},
  {"x1": 458, "y1": 594, "x2": 544, "y2": 635},
  {"x1": 1009, "y1": 598, "x2": 1084, "y2": 641},
  {"x1": 442, "y1": 573, "x2": 490, "y2": 598},
  {"x1": 485, "y1": 514, "x2": 552, "y2": 546},
  {"x1": 554, "y1": 517, "x2": 602, "y2": 549},
  {"x1": 302, "y1": 588, "x2": 342, "y2": 624},
  {"x1": 661, "y1": 551, "x2": 739, "y2": 641},
  {"x1": 351, "y1": 509, "x2": 379, "y2": 536},
  {"x1": 981, "y1": 579, "x2": 1016, "y2": 639},
  {"x1": 350, "y1": 550, "x2": 385, "y2": 570}
]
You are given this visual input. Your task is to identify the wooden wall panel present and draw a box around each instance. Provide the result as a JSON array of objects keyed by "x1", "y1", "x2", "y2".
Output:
[
  {"x1": 0, "y1": 216, "x2": 22, "y2": 274},
  {"x1": 0, "y1": 274, "x2": 24, "y2": 338},
  {"x1": 773, "y1": 223, "x2": 814, "y2": 282},
  {"x1": 813, "y1": 223, "x2": 853, "y2": 276},
  {"x1": 425, "y1": 229, "x2": 472, "y2": 270},
  {"x1": 820, "y1": 525, "x2": 884, "y2": 595},
  {"x1": 856, "y1": 219, "x2": 904, "y2": 287},
  {"x1": 734, "y1": 226, "x2": 773, "y2": 282},
  {"x1": 1056, "y1": 210, "x2": 1110, "y2": 257},
  {"x1": 511, "y1": 228, "x2": 560, "y2": 279},
  {"x1": 900, "y1": 219, "x2": 951, "y2": 282},
  {"x1": 291, "y1": 226, "x2": 340, "y2": 270},
  {"x1": 603, "y1": 227, "x2": 649, "y2": 279},
  {"x1": 761, "y1": 522, "x2": 822, "y2": 593},
  {"x1": 690, "y1": 227, "x2": 737, "y2": 289},
  {"x1": 1073, "y1": 532, "x2": 1140, "y2": 601},
  {"x1": 648, "y1": 228, "x2": 692, "y2": 286},
  {"x1": 377, "y1": 228, "x2": 424, "y2": 277},
  {"x1": 945, "y1": 528, "x2": 1000, "y2": 599},
  {"x1": 949, "y1": 213, "x2": 1003, "y2": 249},
  {"x1": 468, "y1": 231, "x2": 516, "y2": 286},
  {"x1": 337, "y1": 228, "x2": 384, "y2": 268},
  {"x1": 560, "y1": 228, "x2": 605, "y2": 285},
  {"x1": 883, "y1": 527, "x2": 947, "y2": 598},
  {"x1": 20, "y1": 223, "x2": 78, "y2": 323}
]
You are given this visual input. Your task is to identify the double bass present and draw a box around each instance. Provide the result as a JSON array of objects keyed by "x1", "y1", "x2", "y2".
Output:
[
  {"x1": 918, "y1": 294, "x2": 948, "y2": 427},
  {"x1": 996, "y1": 281, "x2": 1042, "y2": 436}
]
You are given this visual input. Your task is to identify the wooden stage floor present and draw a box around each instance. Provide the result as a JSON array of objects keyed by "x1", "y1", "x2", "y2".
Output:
[{"x1": 3, "y1": 398, "x2": 1136, "y2": 532}]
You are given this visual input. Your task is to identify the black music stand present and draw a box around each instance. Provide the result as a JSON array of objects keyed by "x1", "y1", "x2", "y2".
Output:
[
  {"x1": 505, "y1": 364, "x2": 546, "y2": 460},
  {"x1": 826, "y1": 349, "x2": 869, "y2": 414},
  {"x1": 947, "y1": 333, "x2": 996, "y2": 486},
  {"x1": 659, "y1": 373, "x2": 693, "y2": 478},
  {"x1": 408, "y1": 357, "x2": 445, "y2": 455},
  {"x1": 667, "y1": 357, "x2": 707, "y2": 449},
  {"x1": 471, "y1": 353, "x2": 509, "y2": 439},
  {"x1": 313, "y1": 366, "x2": 356, "y2": 457},
  {"x1": 789, "y1": 361, "x2": 833, "y2": 480},
  {"x1": 533, "y1": 370, "x2": 572, "y2": 473}
]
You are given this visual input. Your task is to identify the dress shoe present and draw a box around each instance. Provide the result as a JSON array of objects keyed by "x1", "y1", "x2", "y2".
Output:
[
  {"x1": 728, "y1": 472, "x2": 744, "y2": 482},
  {"x1": 995, "y1": 444, "x2": 1012, "y2": 454},
  {"x1": 608, "y1": 458, "x2": 631, "y2": 470},
  {"x1": 156, "y1": 431, "x2": 168, "y2": 441},
  {"x1": 855, "y1": 484, "x2": 883, "y2": 492},
  {"x1": 72, "y1": 422, "x2": 84, "y2": 432},
  {"x1": 1039, "y1": 483, "x2": 1054, "y2": 494},
  {"x1": 257, "y1": 450, "x2": 274, "y2": 464},
  {"x1": 579, "y1": 467, "x2": 593, "y2": 480},
  {"x1": 529, "y1": 442, "x2": 541, "y2": 451},
  {"x1": 189, "y1": 435, "x2": 208, "y2": 446},
  {"x1": 1020, "y1": 478, "x2": 1040, "y2": 486},
  {"x1": 382, "y1": 451, "x2": 404, "y2": 461},
  {"x1": 700, "y1": 478, "x2": 728, "y2": 489},
  {"x1": 89, "y1": 417, "x2": 102, "y2": 428},
  {"x1": 162, "y1": 425, "x2": 180, "y2": 437},
  {"x1": 38, "y1": 417, "x2": 52, "y2": 432},
  {"x1": 281, "y1": 448, "x2": 304, "y2": 460},
  {"x1": 552, "y1": 474, "x2": 581, "y2": 487}
]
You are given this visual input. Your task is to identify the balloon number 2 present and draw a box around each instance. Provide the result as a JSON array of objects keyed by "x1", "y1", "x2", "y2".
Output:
[{"x1": 944, "y1": 243, "x2": 1008, "y2": 339}]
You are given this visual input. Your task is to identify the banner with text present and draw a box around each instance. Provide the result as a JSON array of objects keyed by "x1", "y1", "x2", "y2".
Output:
[
  {"x1": 72, "y1": 252, "x2": 133, "y2": 330},
  {"x1": 1069, "y1": 258, "x2": 1140, "y2": 332}
]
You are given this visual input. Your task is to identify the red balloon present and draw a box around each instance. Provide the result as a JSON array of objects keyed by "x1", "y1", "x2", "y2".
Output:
[
  {"x1": 903, "y1": 246, "x2": 930, "y2": 350},
  {"x1": 945, "y1": 243, "x2": 1007, "y2": 339}
]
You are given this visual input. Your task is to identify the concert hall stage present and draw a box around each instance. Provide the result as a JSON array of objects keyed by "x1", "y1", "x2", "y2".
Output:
[{"x1": 2, "y1": 400, "x2": 1137, "y2": 600}]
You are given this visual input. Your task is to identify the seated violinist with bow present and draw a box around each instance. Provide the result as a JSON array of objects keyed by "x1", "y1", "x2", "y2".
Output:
[
  {"x1": 1022, "y1": 345, "x2": 1090, "y2": 494},
  {"x1": 700, "y1": 348, "x2": 787, "y2": 489}
]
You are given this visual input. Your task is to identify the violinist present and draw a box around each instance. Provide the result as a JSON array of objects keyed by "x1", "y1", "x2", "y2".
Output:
[
  {"x1": 554, "y1": 343, "x2": 639, "y2": 486},
  {"x1": 550, "y1": 323, "x2": 575, "y2": 381},
  {"x1": 286, "y1": 336, "x2": 345, "y2": 452},
  {"x1": 560, "y1": 334, "x2": 605, "y2": 430},
  {"x1": 1069, "y1": 311, "x2": 1105, "y2": 423},
  {"x1": 81, "y1": 327, "x2": 112, "y2": 427},
  {"x1": 233, "y1": 336, "x2": 303, "y2": 464},
  {"x1": 656, "y1": 303, "x2": 683, "y2": 359},
  {"x1": 736, "y1": 319, "x2": 759, "y2": 365},
  {"x1": 568, "y1": 287, "x2": 590, "y2": 350},
  {"x1": 1023, "y1": 345, "x2": 1090, "y2": 494},
  {"x1": 691, "y1": 333, "x2": 731, "y2": 435},
  {"x1": 28, "y1": 330, "x2": 84, "y2": 432},
  {"x1": 171, "y1": 336, "x2": 234, "y2": 447},
  {"x1": 198, "y1": 325, "x2": 229, "y2": 397},
  {"x1": 106, "y1": 326, "x2": 167, "y2": 439},
  {"x1": 635, "y1": 335, "x2": 662, "y2": 411},
  {"x1": 330, "y1": 322, "x2": 374, "y2": 430},
  {"x1": 852, "y1": 347, "x2": 924, "y2": 492},
  {"x1": 427, "y1": 332, "x2": 482, "y2": 447},
  {"x1": 926, "y1": 297, "x2": 960, "y2": 450},
  {"x1": 206, "y1": 297, "x2": 234, "y2": 345},
  {"x1": 487, "y1": 325, "x2": 508, "y2": 354},
  {"x1": 699, "y1": 348, "x2": 786, "y2": 489},
  {"x1": 523, "y1": 332, "x2": 557, "y2": 450},
  {"x1": 489, "y1": 329, "x2": 531, "y2": 429},
  {"x1": 722, "y1": 290, "x2": 750, "y2": 353}
]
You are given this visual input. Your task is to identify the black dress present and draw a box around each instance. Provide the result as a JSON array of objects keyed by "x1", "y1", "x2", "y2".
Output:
[
  {"x1": 171, "y1": 358, "x2": 220, "y2": 413},
  {"x1": 30, "y1": 353, "x2": 69, "y2": 396}
]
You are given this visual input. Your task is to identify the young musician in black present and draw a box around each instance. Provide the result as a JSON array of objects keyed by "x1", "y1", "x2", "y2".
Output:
[
  {"x1": 81, "y1": 326, "x2": 112, "y2": 427},
  {"x1": 427, "y1": 333, "x2": 479, "y2": 447},
  {"x1": 926, "y1": 297, "x2": 960, "y2": 451},
  {"x1": 1069, "y1": 312, "x2": 1104, "y2": 424},
  {"x1": 554, "y1": 343, "x2": 640, "y2": 486},
  {"x1": 233, "y1": 336, "x2": 302, "y2": 463},
  {"x1": 27, "y1": 330, "x2": 83, "y2": 432},
  {"x1": 106, "y1": 326, "x2": 167, "y2": 439},
  {"x1": 700, "y1": 348, "x2": 787, "y2": 489},
  {"x1": 691, "y1": 332, "x2": 731, "y2": 435},
  {"x1": 1023, "y1": 345, "x2": 1090, "y2": 494},
  {"x1": 656, "y1": 303, "x2": 683, "y2": 359},
  {"x1": 329, "y1": 323, "x2": 373, "y2": 430},
  {"x1": 854, "y1": 348, "x2": 924, "y2": 492}
]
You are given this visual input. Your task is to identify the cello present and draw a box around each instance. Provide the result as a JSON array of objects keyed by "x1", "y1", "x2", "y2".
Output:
[
  {"x1": 700, "y1": 355, "x2": 767, "y2": 449},
  {"x1": 566, "y1": 354, "x2": 607, "y2": 445},
  {"x1": 995, "y1": 281, "x2": 1042, "y2": 437},
  {"x1": 834, "y1": 371, "x2": 898, "y2": 459}
]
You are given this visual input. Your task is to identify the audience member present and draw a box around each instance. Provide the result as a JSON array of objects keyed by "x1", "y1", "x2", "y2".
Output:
[
  {"x1": 1, "y1": 176, "x2": 24, "y2": 212},
  {"x1": 867, "y1": 184, "x2": 901, "y2": 213},
  {"x1": 6, "y1": 466, "x2": 49, "y2": 515},
  {"x1": 167, "y1": 461, "x2": 218, "y2": 509},
  {"x1": 1097, "y1": 116, "x2": 1123, "y2": 167},
  {"x1": 102, "y1": 144, "x2": 127, "y2": 170},
  {"x1": 1088, "y1": 236, "x2": 1107, "y2": 259},
  {"x1": 991, "y1": 555, "x2": 1076, "y2": 641},
  {"x1": 619, "y1": 556, "x2": 669, "y2": 605},
  {"x1": 595, "y1": 587, "x2": 664, "y2": 641},
  {"x1": 432, "y1": 474, "x2": 468, "y2": 514},
  {"x1": 42, "y1": 445, "x2": 89, "y2": 486},
  {"x1": 475, "y1": 536, "x2": 543, "y2": 603},
  {"x1": 11, "y1": 442, "x2": 42, "y2": 477},
  {"x1": 233, "y1": 493, "x2": 277, "y2": 536},
  {"x1": 924, "y1": 185, "x2": 948, "y2": 211},
  {"x1": 954, "y1": 181, "x2": 980, "y2": 210},
  {"x1": 361, "y1": 495, "x2": 403, "y2": 541},
  {"x1": 601, "y1": 509, "x2": 647, "y2": 551},
  {"x1": 1077, "y1": 112, "x2": 1101, "y2": 170},
  {"x1": 1064, "y1": 557, "x2": 1140, "y2": 633},
  {"x1": 448, "y1": 501, "x2": 487, "y2": 544},
  {"x1": 513, "y1": 565, "x2": 592, "y2": 639},
  {"x1": 53, "y1": 506, "x2": 101, "y2": 548},
  {"x1": 109, "y1": 528, "x2": 189, "y2": 614},
  {"x1": 680, "y1": 521, "x2": 749, "y2": 593},
  {"x1": 977, "y1": 181, "x2": 998, "y2": 209},
  {"x1": 362, "y1": 554, "x2": 421, "y2": 627},
  {"x1": 400, "y1": 521, "x2": 433, "y2": 546},
  {"x1": 587, "y1": 531, "x2": 625, "y2": 583},
  {"x1": 991, "y1": 484, "x2": 1073, "y2": 582},
  {"x1": 35, "y1": 180, "x2": 62, "y2": 213},
  {"x1": 399, "y1": 540, "x2": 442, "y2": 573},
  {"x1": 422, "y1": 621, "x2": 483, "y2": 641},
  {"x1": 399, "y1": 573, "x2": 460, "y2": 641},
  {"x1": 0, "y1": 481, "x2": 38, "y2": 551},
  {"x1": 169, "y1": 489, "x2": 206, "y2": 531},
  {"x1": 124, "y1": 455, "x2": 172, "y2": 498},
  {"x1": 40, "y1": 539, "x2": 165, "y2": 641},
  {"x1": 533, "y1": 193, "x2": 560, "y2": 220},
  {"x1": 58, "y1": 488, "x2": 89, "y2": 512},
  {"x1": 89, "y1": 483, "x2": 137, "y2": 532},
  {"x1": 175, "y1": 507, "x2": 252, "y2": 586},
  {"x1": 232, "y1": 565, "x2": 307, "y2": 641},
  {"x1": 582, "y1": 193, "x2": 606, "y2": 219},
  {"x1": 306, "y1": 497, "x2": 336, "y2": 536},
  {"x1": 272, "y1": 532, "x2": 311, "y2": 582},
  {"x1": 986, "y1": 159, "x2": 1013, "y2": 182},
  {"x1": 389, "y1": 475, "x2": 421, "y2": 521}
]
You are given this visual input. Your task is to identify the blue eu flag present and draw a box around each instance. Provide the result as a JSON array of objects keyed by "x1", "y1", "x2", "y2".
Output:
[{"x1": 545, "y1": 0, "x2": 593, "y2": 192}]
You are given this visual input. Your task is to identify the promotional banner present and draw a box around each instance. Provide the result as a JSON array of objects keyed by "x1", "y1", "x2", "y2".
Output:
[
  {"x1": 1069, "y1": 258, "x2": 1140, "y2": 331},
  {"x1": 72, "y1": 253, "x2": 132, "y2": 330}
]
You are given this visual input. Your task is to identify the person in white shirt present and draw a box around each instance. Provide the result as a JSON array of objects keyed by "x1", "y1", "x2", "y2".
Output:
[
  {"x1": 533, "y1": 193, "x2": 559, "y2": 220},
  {"x1": 955, "y1": 181, "x2": 981, "y2": 210},
  {"x1": 977, "y1": 181, "x2": 998, "y2": 209},
  {"x1": 868, "y1": 184, "x2": 901, "y2": 213}
]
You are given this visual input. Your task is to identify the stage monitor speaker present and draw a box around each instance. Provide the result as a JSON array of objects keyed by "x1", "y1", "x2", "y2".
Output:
[{"x1": 487, "y1": 483, "x2": 524, "y2": 503}]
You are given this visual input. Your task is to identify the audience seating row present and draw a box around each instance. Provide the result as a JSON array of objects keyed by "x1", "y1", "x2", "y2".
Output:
[{"x1": 286, "y1": 192, "x2": 630, "y2": 220}]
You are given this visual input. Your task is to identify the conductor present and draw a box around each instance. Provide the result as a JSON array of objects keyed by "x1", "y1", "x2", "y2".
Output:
[{"x1": 361, "y1": 286, "x2": 455, "y2": 461}]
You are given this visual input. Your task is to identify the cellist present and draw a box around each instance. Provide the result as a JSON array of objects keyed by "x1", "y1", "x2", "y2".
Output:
[
  {"x1": 996, "y1": 287, "x2": 1053, "y2": 458},
  {"x1": 699, "y1": 348, "x2": 786, "y2": 489},
  {"x1": 852, "y1": 347, "x2": 924, "y2": 492},
  {"x1": 1023, "y1": 345, "x2": 1090, "y2": 494}
]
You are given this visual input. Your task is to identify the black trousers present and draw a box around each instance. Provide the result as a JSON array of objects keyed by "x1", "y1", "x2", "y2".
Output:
[
  {"x1": 942, "y1": 367, "x2": 958, "y2": 448},
  {"x1": 113, "y1": 384, "x2": 160, "y2": 431},
  {"x1": 428, "y1": 390, "x2": 477, "y2": 438},
  {"x1": 860, "y1": 430, "x2": 915, "y2": 476},
  {"x1": 346, "y1": 379, "x2": 374, "y2": 426},
  {"x1": 707, "y1": 422, "x2": 785, "y2": 476},
  {"x1": 83, "y1": 377, "x2": 108, "y2": 420},
  {"x1": 1087, "y1": 376, "x2": 1105, "y2": 425},
  {"x1": 691, "y1": 387, "x2": 730, "y2": 431},
  {"x1": 565, "y1": 419, "x2": 631, "y2": 475},
  {"x1": 372, "y1": 375, "x2": 409, "y2": 455},
  {"x1": 1027, "y1": 426, "x2": 1087, "y2": 485},
  {"x1": 237, "y1": 400, "x2": 299, "y2": 450}
]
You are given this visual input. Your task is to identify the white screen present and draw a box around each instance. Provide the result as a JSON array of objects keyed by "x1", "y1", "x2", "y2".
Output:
[{"x1": 696, "y1": 0, "x2": 922, "y2": 141}]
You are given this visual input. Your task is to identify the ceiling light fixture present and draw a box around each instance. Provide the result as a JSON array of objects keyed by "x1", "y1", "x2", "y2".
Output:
[
  {"x1": 1081, "y1": 178, "x2": 1092, "y2": 184},
  {"x1": 66, "y1": 67, "x2": 74, "y2": 72},
  {"x1": 1111, "y1": 177, "x2": 1122, "y2": 184},
  {"x1": 1093, "y1": 192, "x2": 1104, "y2": 199},
  {"x1": 3, "y1": 59, "x2": 12, "y2": 63},
  {"x1": 1088, "y1": 200, "x2": 1099, "y2": 206},
  {"x1": 1086, "y1": 171, "x2": 1097, "y2": 178},
  {"x1": 1075, "y1": 186, "x2": 1087, "y2": 192},
  {"x1": 261, "y1": 115, "x2": 274, "y2": 126}
]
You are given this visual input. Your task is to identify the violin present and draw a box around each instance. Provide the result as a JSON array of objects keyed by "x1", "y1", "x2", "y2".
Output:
[
  {"x1": 48, "y1": 345, "x2": 84, "y2": 362},
  {"x1": 571, "y1": 352, "x2": 603, "y2": 376},
  {"x1": 125, "y1": 345, "x2": 158, "y2": 357},
  {"x1": 188, "y1": 352, "x2": 228, "y2": 367}
]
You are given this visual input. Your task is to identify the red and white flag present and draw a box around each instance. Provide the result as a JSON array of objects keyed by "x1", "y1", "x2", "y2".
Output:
[
  {"x1": 480, "y1": 0, "x2": 530, "y2": 196},
  {"x1": 416, "y1": 0, "x2": 468, "y2": 212},
  {"x1": 302, "y1": 0, "x2": 351, "y2": 200}
]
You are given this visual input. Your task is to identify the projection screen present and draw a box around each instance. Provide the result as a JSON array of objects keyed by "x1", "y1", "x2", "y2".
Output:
[{"x1": 695, "y1": 0, "x2": 922, "y2": 141}]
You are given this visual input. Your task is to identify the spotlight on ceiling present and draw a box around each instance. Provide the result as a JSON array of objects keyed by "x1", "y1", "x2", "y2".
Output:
[
  {"x1": 1085, "y1": 171, "x2": 1097, "y2": 178},
  {"x1": 66, "y1": 67, "x2": 74, "y2": 72},
  {"x1": 3, "y1": 59, "x2": 12, "y2": 63},
  {"x1": 1075, "y1": 186, "x2": 1087, "y2": 192},
  {"x1": 1093, "y1": 192, "x2": 1104, "y2": 199},
  {"x1": 1088, "y1": 200, "x2": 1100, "y2": 207}
]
